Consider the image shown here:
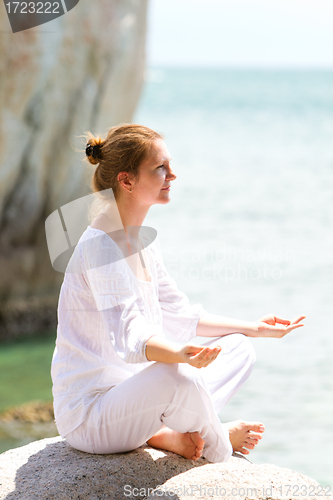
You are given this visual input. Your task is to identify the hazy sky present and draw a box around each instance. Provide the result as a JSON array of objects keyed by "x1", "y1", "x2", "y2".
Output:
[{"x1": 146, "y1": 0, "x2": 333, "y2": 68}]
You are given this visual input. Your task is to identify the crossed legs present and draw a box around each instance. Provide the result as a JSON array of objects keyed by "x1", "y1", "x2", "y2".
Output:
[
  {"x1": 147, "y1": 334, "x2": 265, "y2": 459},
  {"x1": 65, "y1": 333, "x2": 264, "y2": 462}
]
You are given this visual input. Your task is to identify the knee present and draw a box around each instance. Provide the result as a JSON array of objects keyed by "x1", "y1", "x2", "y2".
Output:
[
  {"x1": 228, "y1": 333, "x2": 256, "y2": 367},
  {"x1": 148, "y1": 361, "x2": 201, "y2": 388},
  {"x1": 176, "y1": 362, "x2": 204, "y2": 385},
  {"x1": 244, "y1": 336, "x2": 256, "y2": 366},
  {"x1": 154, "y1": 362, "x2": 203, "y2": 395}
]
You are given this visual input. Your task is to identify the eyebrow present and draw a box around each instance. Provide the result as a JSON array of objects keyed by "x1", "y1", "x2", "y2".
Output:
[{"x1": 158, "y1": 157, "x2": 172, "y2": 164}]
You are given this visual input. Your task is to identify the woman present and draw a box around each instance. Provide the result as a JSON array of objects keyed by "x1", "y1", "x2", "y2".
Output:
[{"x1": 51, "y1": 123, "x2": 305, "y2": 462}]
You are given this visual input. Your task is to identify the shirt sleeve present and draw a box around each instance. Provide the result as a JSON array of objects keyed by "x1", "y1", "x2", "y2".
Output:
[
  {"x1": 80, "y1": 232, "x2": 163, "y2": 364},
  {"x1": 150, "y1": 241, "x2": 207, "y2": 343}
]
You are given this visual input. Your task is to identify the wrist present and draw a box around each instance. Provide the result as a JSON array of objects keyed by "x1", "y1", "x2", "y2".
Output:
[
  {"x1": 242, "y1": 321, "x2": 259, "y2": 338},
  {"x1": 177, "y1": 345, "x2": 187, "y2": 364},
  {"x1": 146, "y1": 336, "x2": 184, "y2": 363}
]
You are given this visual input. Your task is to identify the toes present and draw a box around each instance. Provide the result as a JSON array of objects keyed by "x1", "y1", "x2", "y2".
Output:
[
  {"x1": 192, "y1": 449, "x2": 203, "y2": 461},
  {"x1": 248, "y1": 439, "x2": 260, "y2": 446},
  {"x1": 244, "y1": 441, "x2": 256, "y2": 450},
  {"x1": 246, "y1": 435, "x2": 262, "y2": 448},
  {"x1": 248, "y1": 432, "x2": 263, "y2": 440},
  {"x1": 244, "y1": 422, "x2": 265, "y2": 433},
  {"x1": 231, "y1": 420, "x2": 265, "y2": 434},
  {"x1": 190, "y1": 432, "x2": 205, "y2": 449}
]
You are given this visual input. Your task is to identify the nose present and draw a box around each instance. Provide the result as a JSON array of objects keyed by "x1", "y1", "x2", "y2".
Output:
[{"x1": 166, "y1": 165, "x2": 177, "y2": 181}]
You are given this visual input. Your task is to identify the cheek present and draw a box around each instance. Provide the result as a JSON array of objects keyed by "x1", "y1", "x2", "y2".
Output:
[
  {"x1": 149, "y1": 171, "x2": 164, "y2": 186},
  {"x1": 156, "y1": 170, "x2": 165, "y2": 181}
]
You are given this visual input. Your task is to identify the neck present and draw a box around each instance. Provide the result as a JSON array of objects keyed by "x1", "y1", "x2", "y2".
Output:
[{"x1": 114, "y1": 194, "x2": 150, "y2": 237}]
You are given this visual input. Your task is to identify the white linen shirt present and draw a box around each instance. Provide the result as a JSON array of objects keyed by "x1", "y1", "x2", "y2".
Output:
[{"x1": 51, "y1": 226, "x2": 207, "y2": 437}]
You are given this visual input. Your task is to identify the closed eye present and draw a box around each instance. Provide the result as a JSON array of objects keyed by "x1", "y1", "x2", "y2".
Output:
[{"x1": 157, "y1": 158, "x2": 172, "y2": 169}]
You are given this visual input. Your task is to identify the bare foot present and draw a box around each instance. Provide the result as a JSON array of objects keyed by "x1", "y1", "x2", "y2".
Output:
[
  {"x1": 147, "y1": 426, "x2": 205, "y2": 461},
  {"x1": 226, "y1": 419, "x2": 265, "y2": 455}
]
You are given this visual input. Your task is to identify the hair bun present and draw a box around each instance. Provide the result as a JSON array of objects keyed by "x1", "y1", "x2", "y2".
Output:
[{"x1": 86, "y1": 143, "x2": 101, "y2": 158}]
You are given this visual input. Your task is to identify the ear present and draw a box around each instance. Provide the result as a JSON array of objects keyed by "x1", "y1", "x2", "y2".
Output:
[{"x1": 117, "y1": 171, "x2": 135, "y2": 192}]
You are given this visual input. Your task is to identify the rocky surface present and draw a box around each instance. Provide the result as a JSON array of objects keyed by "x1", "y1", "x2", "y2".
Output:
[
  {"x1": 146, "y1": 461, "x2": 323, "y2": 499},
  {"x1": 0, "y1": 436, "x2": 322, "y2": 499},
  {"x1": 0, "y1": 0, "x2": 148, "y2": 340}
]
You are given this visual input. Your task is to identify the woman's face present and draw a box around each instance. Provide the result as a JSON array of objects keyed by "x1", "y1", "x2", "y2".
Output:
[{"x1": 132, "y1": 138, "x2": 177, "y2": 206}]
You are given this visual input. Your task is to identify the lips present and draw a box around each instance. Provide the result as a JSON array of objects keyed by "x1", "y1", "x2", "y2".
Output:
[{"x1": 161, "y1": 186, "x2": 171, "y2": 190}]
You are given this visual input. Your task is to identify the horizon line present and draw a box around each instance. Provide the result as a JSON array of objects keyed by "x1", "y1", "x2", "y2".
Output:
[{"x1": 146, "y1": 63, "x2": 333, "y2": 71}]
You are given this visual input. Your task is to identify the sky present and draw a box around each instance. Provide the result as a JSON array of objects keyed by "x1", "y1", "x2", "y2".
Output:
[{"x1": 146, "y1": 0, "x2": 333, "y2": 68}]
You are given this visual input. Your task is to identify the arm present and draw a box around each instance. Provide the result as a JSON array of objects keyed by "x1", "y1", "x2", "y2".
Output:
[
  {"x1": 145, "y1": 335, "x2": 221, "y2": 368},
  {"x1": 151, "y1": 240, "x2": 306, "y2": 341},
  {"x1": 196, "y1": 312, "x2": 306, "y2": 339}
]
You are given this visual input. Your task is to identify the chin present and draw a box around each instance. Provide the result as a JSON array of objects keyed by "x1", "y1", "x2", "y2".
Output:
[{"x1": 156, "y1": 195, "x2": 171, "y2": 205}]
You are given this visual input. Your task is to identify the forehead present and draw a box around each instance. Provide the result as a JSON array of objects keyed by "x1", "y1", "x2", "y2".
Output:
[{"x1": 145, "y1": 138, "x2": 171, "y2": 165}]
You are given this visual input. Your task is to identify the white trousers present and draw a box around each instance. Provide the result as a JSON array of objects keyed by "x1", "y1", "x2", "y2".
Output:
[{"x1": 64, "y1": 333, "x2": 256, "y2": 463}]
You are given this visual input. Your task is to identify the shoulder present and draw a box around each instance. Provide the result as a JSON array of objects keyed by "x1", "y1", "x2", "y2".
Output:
[{"x1": 79, "y1": 227, "x2": 124, "y2": 272}]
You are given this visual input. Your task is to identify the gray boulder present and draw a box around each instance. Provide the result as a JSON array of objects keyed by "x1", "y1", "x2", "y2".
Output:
[
  {"x1": 0, "y1": 436, "x2": 322, "y2": 499},
  {"x1": 0, "y1": 0, "x2": 148, "y2": 340}
]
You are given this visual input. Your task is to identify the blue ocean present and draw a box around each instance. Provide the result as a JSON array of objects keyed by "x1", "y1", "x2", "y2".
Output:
[{"x1": 134, "y1": 67, "x2": 333, "y2": 488}]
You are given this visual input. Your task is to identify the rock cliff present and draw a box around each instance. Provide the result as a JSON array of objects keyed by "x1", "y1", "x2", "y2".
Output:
[
  {"x1": 0, "y1": 0, "x2": 148, "y2": 340},
  {"x1": 0, "y1": 437, "x2": 322, "y2": 499}
]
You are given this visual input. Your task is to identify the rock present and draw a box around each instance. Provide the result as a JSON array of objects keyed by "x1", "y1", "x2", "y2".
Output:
[
  {"x1": 0, "y1": 0, "x2": 149, "y2": 340},
  {"x1": 0, "y1": 400, "x2": 54, "y2": 423},
  {"x1": 0, "y1": 401, "x2": 58, "y2": 452},
  {"x1": 0, "y1": 436, "x2": 321, "y2": 499},
  {"x1": 146, "y1": 460, "x2": 322, "y2": 499}
]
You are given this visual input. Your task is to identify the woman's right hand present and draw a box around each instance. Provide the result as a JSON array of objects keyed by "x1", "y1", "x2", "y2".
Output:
[
  {"x1": 145, "y1": 336, "x2": 221, "y2": 366},
  {"x1": 179, "y1": 344, "x2": 221, "y2": 369}
]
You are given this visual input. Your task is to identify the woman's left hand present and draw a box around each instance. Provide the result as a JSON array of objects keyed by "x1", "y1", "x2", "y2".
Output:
[{"x1": 252, "y1": 314, "x2": 306, "y2": 338}]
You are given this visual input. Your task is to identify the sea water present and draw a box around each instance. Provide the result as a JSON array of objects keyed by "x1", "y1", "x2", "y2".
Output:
[{"x1": 134, "y1": 67, "x2": 333, "y2": 488}]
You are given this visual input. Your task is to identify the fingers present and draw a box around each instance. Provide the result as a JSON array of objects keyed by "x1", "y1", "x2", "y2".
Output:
[
  {"x1": 277, "y1": 322, "x2": 305, "y2": 333},
  {"x1": 290, "y1": 315, "x2": 307, "y2": 324},
  {"x1": 190, "y1": 346, "x2": 221, "y2": 368},
  {"x1": 277, "y1": 315, "x2": 306, "y2": 327},
  {"x1": 273, "y1": 316, "x2": 291, "y2": 325},
  {"x1": 199, "y1": 346, "x2": 221, "y2": 366},
  {"x1": 286, "y1": 323, "x2": 304, "y2": 332},
  {"x1": 261, "y1": 314, "x2": 306, "y2": 327},
  {"x1": 259, "y1": 314, "x2": 275, "y2": 325},
  {"x1": 258, "y1": 321, "x2": 305, "y2": 338},
  {"x1": 202, "y1": 347, "x2": 221, "y2": 366}
]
